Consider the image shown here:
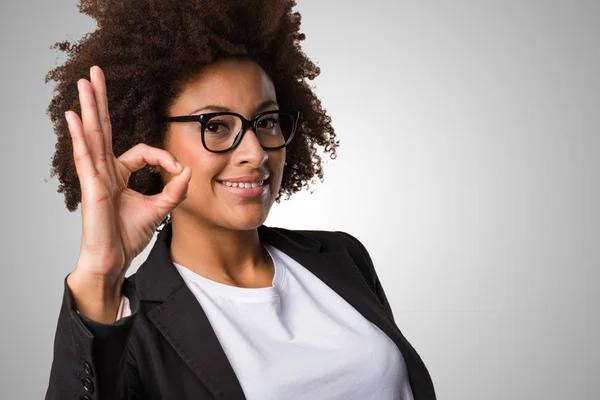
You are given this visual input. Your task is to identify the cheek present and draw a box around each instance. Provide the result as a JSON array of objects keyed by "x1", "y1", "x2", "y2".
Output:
[
  {"x1": 178, "y1": 147, "x2": 226, "y2": 195},
  {"x1": 276, "y1": 149, "x2": 287, "y2": 171},
  {"x1": 269, "y1": 148, "x2": 286, "y2": 167},
  {"x1": 195, "y1": 157, "x2": 226, "y2": 187},
  {"x1": 269, "y1": 151, "x2": 286, "y2": 188}
]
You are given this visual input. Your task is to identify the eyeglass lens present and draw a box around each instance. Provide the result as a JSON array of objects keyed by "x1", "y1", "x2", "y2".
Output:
[{"x1": 204, "y1": 112, "x2": 294, "y2": 151}]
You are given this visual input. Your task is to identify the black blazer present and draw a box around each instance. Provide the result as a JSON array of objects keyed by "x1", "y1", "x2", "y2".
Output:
[{"x1": 45, "y1": 224, "x2": 436, "y2": 399}]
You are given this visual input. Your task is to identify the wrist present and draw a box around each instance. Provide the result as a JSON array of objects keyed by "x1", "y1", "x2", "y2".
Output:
[{"x1": 67, "y1": 269, "x2": 123, "y2": 323}]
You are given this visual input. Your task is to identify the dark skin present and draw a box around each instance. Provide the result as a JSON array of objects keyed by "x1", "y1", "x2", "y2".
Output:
[
  {"x1": 47, "y1": 0, "x2": 339, "y2": 224},
  {"x1": 52, "y1": 1, "x2": 339, "y2": 325},
  {"x1": 66, "y1": 59, "x2": 282, "y2": 324},
  {"x1": 156, "y1": 58, "x2": 286, "y2": 288}
]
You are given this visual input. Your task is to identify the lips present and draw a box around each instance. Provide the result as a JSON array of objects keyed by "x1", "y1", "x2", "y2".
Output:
[
  {"x1": 216, "y1": 174, "x2": 269, "y2": 184},
  {"x1": 217, "y1": 178, "x2": 268, "y2": 186},
  {"x1": 219, "y1": 179, "x2": 266, "y2": 188},
  {"x1": 216, "y1": 178, "x2": 269, "y2": 198}
]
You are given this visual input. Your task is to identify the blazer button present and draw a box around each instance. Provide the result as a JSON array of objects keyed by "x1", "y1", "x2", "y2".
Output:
[
  {"x1": 84, "y1": 361, "x2": 94, "y2": 377},
  {"x1": 82, "y1": 376, "x2": 95, "y2": 393}
]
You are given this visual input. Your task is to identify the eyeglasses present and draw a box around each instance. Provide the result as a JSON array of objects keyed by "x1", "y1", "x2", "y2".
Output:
[{"x1": 162, "y1": 109, "x2": 300, "y2": 153}]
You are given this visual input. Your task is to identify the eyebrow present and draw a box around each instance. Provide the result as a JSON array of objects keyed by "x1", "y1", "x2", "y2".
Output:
[{"x1": 188, "y1": 100, "x2": 279, "y2": 115}]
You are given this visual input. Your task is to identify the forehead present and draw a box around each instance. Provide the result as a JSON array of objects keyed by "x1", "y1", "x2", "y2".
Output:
[{"x1": 173, "y1": 58, "x2": 277, "y2": 114}]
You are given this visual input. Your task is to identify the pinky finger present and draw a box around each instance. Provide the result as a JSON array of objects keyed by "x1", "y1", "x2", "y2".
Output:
[{"x1": 66, "y1": 111, "x2": 99, "y2": 190}]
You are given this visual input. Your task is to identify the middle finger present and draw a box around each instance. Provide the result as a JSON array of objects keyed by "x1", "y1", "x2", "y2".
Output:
[
  {"x1": 78, "y1": 78, "x2": 108, "y2": 174},
  {"x1": 90, "y1": 66, "x2": 114, "y2": 157}
]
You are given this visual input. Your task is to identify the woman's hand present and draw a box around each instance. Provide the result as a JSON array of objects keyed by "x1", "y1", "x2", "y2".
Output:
[{"x1": 65, "y1": 65, "x2": 191, "y2": 322}]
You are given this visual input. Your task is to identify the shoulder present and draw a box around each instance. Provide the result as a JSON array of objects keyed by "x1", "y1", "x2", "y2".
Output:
[
  {"x1": 267, "y1": 226, "x2": 374, "y2": 277},
  {"x1": 281, "y1": 227, "x2": 386, "y2": 309},
  {"x1": 266, "y1": 225, "x2": 369, "y2": 255}
]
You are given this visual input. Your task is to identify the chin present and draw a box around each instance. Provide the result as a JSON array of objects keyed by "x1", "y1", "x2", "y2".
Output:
[
  {"x1": 223, "y1": 219, "x2": 266, "y2": 232},
  {"x1": 221, "y1": 209, "x2": 270, "y2": 231}
]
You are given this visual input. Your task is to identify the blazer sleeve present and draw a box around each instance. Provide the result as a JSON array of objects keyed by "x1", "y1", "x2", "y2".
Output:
[
  {"x1": 335, "y1": 231, "x2": 396, "y2": 322},
  {"x1": 45, "y1": 274, "x2": 144, "y2": 400}
]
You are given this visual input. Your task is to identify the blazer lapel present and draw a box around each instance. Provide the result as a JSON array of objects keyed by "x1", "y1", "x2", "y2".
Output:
[
  {"x1": 134, "y1": 223, "x2": 246, "y2": 399},
  {"x1": 133, "y1": 223, "x2": 433, "y2": 400}
]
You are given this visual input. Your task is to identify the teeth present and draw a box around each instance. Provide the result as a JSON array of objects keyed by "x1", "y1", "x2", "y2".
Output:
[{"x1": 221, "y1": 179, "x2": 264, "y2": 188}]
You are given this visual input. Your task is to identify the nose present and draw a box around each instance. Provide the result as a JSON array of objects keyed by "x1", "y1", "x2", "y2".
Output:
[{"x1": 232, "y1": 126, "x2": 268, "y2": 167}]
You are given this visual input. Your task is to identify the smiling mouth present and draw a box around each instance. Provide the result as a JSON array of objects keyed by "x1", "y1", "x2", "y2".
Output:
[
  {"x1": 215, "y1": 178, "x2": 271, "y2": 198},
  {"x1": 216, "y1": 178, "x2": 269, "y2": 188}
]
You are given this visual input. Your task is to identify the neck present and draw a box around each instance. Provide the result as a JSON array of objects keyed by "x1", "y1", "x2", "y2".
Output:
[{"x1": 167, "y1": 215, "x2": 274, "y2": 288}]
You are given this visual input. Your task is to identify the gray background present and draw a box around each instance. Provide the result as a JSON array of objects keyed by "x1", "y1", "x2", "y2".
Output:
[{"x1": 1, "y1": 0, "x2": 598, "y2": 399}]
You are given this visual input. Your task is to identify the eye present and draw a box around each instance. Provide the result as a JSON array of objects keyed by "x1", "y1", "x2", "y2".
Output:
[
  {"x1": 205, "y1": 121, "x2": 229, "y2": 133},
  {"x1": 257, "y1": 117, "x2": 279, "y2": 129}
]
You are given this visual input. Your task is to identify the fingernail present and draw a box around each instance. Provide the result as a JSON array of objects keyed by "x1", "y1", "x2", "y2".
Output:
[
  {"x1": 175, "y1": 161, "x2": 182, "y2": 171},
  {"x1": 77, "y1": 80, "x2": 83, "y2": 91},
  {"x1": 65, "y1": 111, "x2": 71, "y2": 124},
  {"x1": 90, "y1": 66, "x2": 95, "y2": 80}
]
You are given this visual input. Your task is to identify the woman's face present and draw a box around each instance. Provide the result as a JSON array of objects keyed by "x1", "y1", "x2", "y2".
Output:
[{"x1": 159, "y1": 58, "x2": 286, "y2": 231}]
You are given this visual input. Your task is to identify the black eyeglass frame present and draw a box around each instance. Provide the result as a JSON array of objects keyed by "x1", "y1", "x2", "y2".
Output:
[{"x1": 161, "y1": 109, "x2": 300, "y2": 153}]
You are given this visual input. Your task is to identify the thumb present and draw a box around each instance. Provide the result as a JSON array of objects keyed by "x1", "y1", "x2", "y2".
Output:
[{"x1": 148, "y1": 166, "x2": 192, "y2": 216}]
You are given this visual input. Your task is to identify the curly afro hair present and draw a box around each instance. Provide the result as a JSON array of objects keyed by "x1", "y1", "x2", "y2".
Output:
[{"x1": 45, "y1": 0, "x2": 339, "y2": 228}]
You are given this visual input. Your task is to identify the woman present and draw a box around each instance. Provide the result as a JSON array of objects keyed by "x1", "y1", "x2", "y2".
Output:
[{"x1": 45, "y1": 0, "x2": 436, "y2": 399}]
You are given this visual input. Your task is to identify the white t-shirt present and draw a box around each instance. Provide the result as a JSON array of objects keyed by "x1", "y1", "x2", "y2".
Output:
[{"x1": 117, "y1": 243, "x2": 414, "y2": 400}]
